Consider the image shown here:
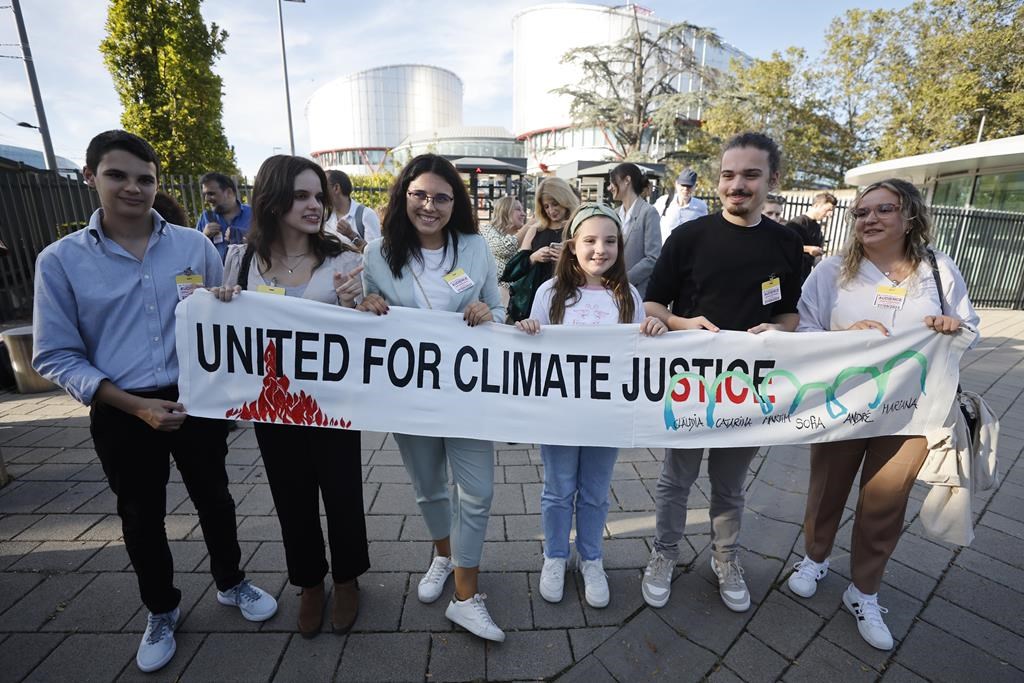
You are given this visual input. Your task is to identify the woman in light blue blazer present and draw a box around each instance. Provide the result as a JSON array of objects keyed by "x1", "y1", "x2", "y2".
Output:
[
  {"x1": 608, "y1": 162, "x2": 662, "y2": 297},
  {"x1": 359, "y1": 154, "x2": 506, "y2": 642}
]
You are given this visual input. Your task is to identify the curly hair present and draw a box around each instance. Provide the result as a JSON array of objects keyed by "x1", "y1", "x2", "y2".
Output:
[
  {"x1": 840, "y1": 178, "x2": 933, "y2": 285},
  {"x1": 491, "y1": 196, "x2": 521, "y2": 233}
]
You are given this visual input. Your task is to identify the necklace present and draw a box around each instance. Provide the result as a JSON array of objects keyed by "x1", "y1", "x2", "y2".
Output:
[{"x1": 274, "y1": 250, "x2": 309, "y2": 274}]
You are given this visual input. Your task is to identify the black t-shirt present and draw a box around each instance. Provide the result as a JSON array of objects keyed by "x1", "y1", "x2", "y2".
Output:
[
  {"x1": 530, "y1": 226, "x2": 563, "y2": 285},
  {"x1": 786, "y1": 215, "x2": 824, "y2": 282},
  {"x1": 645, "y1": 212, "x2": 803, "y2": 331}
]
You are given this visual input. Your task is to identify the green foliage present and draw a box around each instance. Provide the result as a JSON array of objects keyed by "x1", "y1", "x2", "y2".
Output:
[
  {"x1": 553, "y1": 6, "x2": 723, "y2": 161},
  {"x1": 100, "y1": 0, "x2": 238, "y2": 176},
  {"x1": 348, "y1": 173, "x2": 394, "y2": 211}
]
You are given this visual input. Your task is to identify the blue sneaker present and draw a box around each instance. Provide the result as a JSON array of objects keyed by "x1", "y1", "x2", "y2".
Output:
[
  {"x1": 136, "y1": 607, "x2": 179, "y2": 673},
  {"x1": 217, "y1": 579, "x2": 278, "y2": 622}
]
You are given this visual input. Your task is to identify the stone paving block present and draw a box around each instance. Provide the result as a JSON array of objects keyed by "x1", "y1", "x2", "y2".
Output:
[
  {"x1": 754, "y1": 457, "x2": 809, "y2": 495},
  {"x1": 0, "y1": 571, "x2": 44, "y2": 615},
  {"x1": 368, "y1": 449, "x2": 403, "y2": 466},
  {"x1": 397, "y1": 513, "x2": 436, "y2": 541},
  {"x1": 34, "y1": 481, "x2": 107, "y2": 514},
  {"x1": 478, "y1": 571, "x2": 533, "y2": 632},
  {"x1": 617, "y1": 448, "x2": 657, "y2": 462},
  {"x1": 366, "y1": 465, "x2": 411, "y2": 483},
  {"x1": 969, "y1": 525, "x2": 1024, "y2": 564},
  {"x1": 611, "y1": 462, "x2": 640, "y2": 480},
  {"x1": 523, "y1": 482, "x2": 543, "y2": 514},
  {"x1": 270, "y1": 633, "x2": 345, "y2": 681},
  {"x1": 783, "y1": 637, "x2": 875, "y2": 683},
  {"x1": 426, "y1": 632, "x2": 486, "y2": 682},
  {"x1": 486, "y1": 629, "x2": 572, "y2": 681},
  {"x1": 609, "y1": 479, "x2": 654, "y2": 511},
  {"x1": 934, "y1": 565, "x2": 1024, "y2": 634},
  {"x1": 25, "y1": 632, "x2": 136, "y2": 683},
  {"x1": 482, "y1": 540, "x2": 543, "y2": 571},
  {"x1": 364, "y1": 514, "x2": 403, "y2": 541},
  {"x1": 634, "y1": 461, "x2": 663, "y2": 479},
  {"x1": 234, "y1": 484, "x2": 275, "y2": 516},
  {"x1": 15, "y1": 512, "x2": 104, "y2": 541},
  {"x1": 350, "y1": 572, "x2": 407, "y2": 632},
  {"x1": 0, "y1": 481, "x2": 67, "y2": 513},
  {"x1": 75, "y1": 487, "x2": 116, "y2": 514},
  {"x1": 399, "y1": 577, "x2": 453, "y2": 632},
  {"x1": 42, "y1": 572, "x2": 141, "y2": 632},
  {"x1": 66, "y1": 463, "x2": 107, "y2": 482},
  {"x1": 181, "y1": 632, "x2": 289, "y2": 683},
  {"x1": 894, "y1": 620, "x2": 1021, "y2": 683},
  {"x1": 984, "y1": 486, "x2": 1024, "y2": 521},
  {"x1": 368, "y1": 483, "x2": 421, "y2": 515},
  {"x1": 226, "y1": 447, "x2": 262, "y2": 466},
  {"x1": 9, "y1": 539, "x2": 104, "y2": 572},
  {"x1": 745, "y1": 480, "x2": 809, "y2": 523},
  {"x1": 723, "y1": 632, "x2": 789, "y2": 683},
  {"x1": 529, "y1": 571, "x2": 586, "y2": 629},
  {"x1": 737, "y1": 511, "x2": 801, "y2": 561},
  {"x1": 29, "y1": 427, "x2": 92, "y2": 448},
  {"x1": 605, "y1": 510, "x2": 657, "y2": 538},
  {"x1": 492, "y1": 482, "x2": 527, "y2": 515},
  {"x1": 4, "y1": 426, "x2": 63, "y2": 448},
  {"x1": 979, "y1": 509, "x2": 1024, "y2": 539},
  {"x1": 878, "y1": 663, "x2": 930, "y2": 682},
  {"x1": 595, "y1": 608, "x2": 717, "y2": 682},
  {"x1": 601, "y1": 537, "x2": 653, "y2": 569},
  {"x1": 503, "y1": 513, "x2": 543, "y2": 541},
  {"x1": 920, "y1": 596, "x2": 1024, "y2": 672},
  {"x1": 0, "y1": 632, "x2": 65, "y2": 682},
  {"x1": 79, "y1": 541, "x2": 131, "y2": 572},
  {"x1": 746, "y1": 591, "x2": 824, "y2": 659},
  {"x1": 952, "y1": 546, "x2": 1024, "y2": 594},
  {"x1": 0, "y1": 539, "x2": 38, "y2": 569},
  {"x1": 568, "y1": 626, "x2": 617, "y2": 659},
  {"x1": 504, "y1": 464, "x2": 540, "y2": 483},
  {"x1": 555, "y1": 655, "x2": 617, "y2": 683},
  {"x1": 7, "y1": 446, "x2": 59, "y2": 464},
  {"x1": 827, "y1": 552, "x2": 937, "y2": 603},
  {"x1": 577, "y1": 569, "x2": 645, "y2": 628},
  {"x1": 651, "y1": 568, "x2": 748, "y2": 654},
  {"x1": 337, "y1": 632, "x2": 429, "y2": 682},
  {"x1": 115, "y1": 631, "x2": 205, "y2": 683},
  {"x1": 245, "y1": 541, "x2": 286, "y2": 573},
  {"x1": 706, "y1": 665, "x2": 746, "y2": 682},
  {"x1": 182, "y1": 572, "x2": 287, "y2": 633},
  {"x1": 0, "y1": 512, "x2": 43, "y2": 539},
  {"x1": 496, "y1": 449, "x2": 531, "y2": 466},
  {"x1": 235, "y1": 514, "x2": 282, "y2": 542},
  {"x1": 888, "y1": 532, "x2": 955, "y2": 579},
  {"x1": 369, "y1": 540, "x2": 432, "y2": 571}
]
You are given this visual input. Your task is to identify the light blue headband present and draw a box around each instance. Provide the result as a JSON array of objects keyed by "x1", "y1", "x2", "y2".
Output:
[{"x1": 568, "y1": 202, "x2": 622, "y2": 237}]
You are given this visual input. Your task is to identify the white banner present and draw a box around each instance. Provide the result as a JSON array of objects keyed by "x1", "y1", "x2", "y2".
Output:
[{"x1": 175, "y1": 290, "x2": 973, "y2": 448}]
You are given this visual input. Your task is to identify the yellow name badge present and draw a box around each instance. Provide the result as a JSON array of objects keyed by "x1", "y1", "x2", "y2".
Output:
[
  {"x1": 761, "y1": 277, "x2": 782, "y2": 305},
  {"x1": 443, "y1": 267, "x2": 474, "y2": 294},
  {"x1": 874, "y1": 285, "x2": 907, "y2": 310},
  {"x1": 175, "y1": 274, "x2": 203, "y2": 301},
  {"x1": 256, "y1": 284, "x2": 286, "y2": 296}
]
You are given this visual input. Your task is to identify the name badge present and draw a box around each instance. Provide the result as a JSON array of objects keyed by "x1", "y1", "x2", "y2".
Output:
[
  {"x1": 175, "y1": 274, "x2": 203, "y2": 301},
  {"x1": 256, "y1": 284, "x2": 286, "y2": 296},
  {"x1": 761, "y1": 277, "x2": 782, "y2": 305},
  {"x1": 874, "y1": 285, "x2": 907, "y2": 310},
  {"x1": 443, "y1": 268, "x2": 475, "y2": 294}
]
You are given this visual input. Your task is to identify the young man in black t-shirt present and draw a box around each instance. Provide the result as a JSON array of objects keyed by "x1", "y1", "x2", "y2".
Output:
[
  {"x1": 641, "y1": 132, "x2": 802, "y2": 613},
  {"x1": 786, "y1": 191, "x2": 837, "y2": 282}
]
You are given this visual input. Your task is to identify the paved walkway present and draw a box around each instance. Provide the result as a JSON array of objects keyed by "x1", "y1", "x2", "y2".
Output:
[{"x1": 1, "y1": 310, "x2": 1022, "y2": 682}]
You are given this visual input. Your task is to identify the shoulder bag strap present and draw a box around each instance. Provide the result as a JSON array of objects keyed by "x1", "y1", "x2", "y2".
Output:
[{"x1": 237, "y1": 244, "x2": 256, "y2": 291}]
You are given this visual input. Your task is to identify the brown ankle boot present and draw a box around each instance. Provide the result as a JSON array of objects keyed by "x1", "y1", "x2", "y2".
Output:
[
  {"x1": 297, "y1": 582, "x2": 325, "y2": 638},
  {"x1": 332, "y1": 579, "x2": 359, "y2": 634}
]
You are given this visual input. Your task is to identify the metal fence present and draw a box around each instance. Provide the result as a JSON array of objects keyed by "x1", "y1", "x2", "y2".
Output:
[{"x1": 2, "y1": 164, "x2": 1024, "y2": 322}]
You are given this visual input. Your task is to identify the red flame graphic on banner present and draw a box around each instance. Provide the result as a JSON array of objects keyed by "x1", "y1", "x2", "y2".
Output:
[{"x1": 225, "y1": 341, "x2": 351, "y2": 428}]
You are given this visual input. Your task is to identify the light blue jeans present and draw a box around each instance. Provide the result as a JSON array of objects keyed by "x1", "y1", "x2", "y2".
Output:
[
  {"x1": 393, "y1": 433, "x2": 494, "y2": 568},
  {"x1": 540, "y1": 444, "x2": 619, "y2": 561}
]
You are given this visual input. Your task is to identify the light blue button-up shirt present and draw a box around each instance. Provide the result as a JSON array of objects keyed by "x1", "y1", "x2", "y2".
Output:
[{"x1": 32, "y1": 209, "x2": 223, "y2": 405}]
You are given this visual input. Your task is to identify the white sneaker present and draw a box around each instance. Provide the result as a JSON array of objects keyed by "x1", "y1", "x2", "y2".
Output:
[
  {"x1": 843, "y1": 585, "x2": 894, "y2": 650},
  {"x1": 418, "y1": 556, "x2": 454, "y2": 603},
  {"x1": 539, "y1": 556, "x2": 567, "y2": 603},
  {"x1": 579, "y1": 558, "x2": 610, "y2": 608},
  {"x1": 641, "y1": 549, "x2": 674, "y2": 608},
  {"x1": 217, "y1": 579, "x2": 278, "y2": 622},
  {"x1": 788, "y1": 556, "x2": 829, "y2": 598},
  {"x1": 710, "y1": 556, "x2": 751, "y2": 612},
  {"x1": 445, "y1": 593, "x2": 506, "y2": 642},
  {"x1": 136, "y1": 607, "x2": 179, "y2": 673}
]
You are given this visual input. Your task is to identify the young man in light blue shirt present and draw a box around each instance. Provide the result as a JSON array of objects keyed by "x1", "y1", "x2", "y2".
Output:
[{"x1": 32, "y1": 130, "x2": 277, "y2": 674}]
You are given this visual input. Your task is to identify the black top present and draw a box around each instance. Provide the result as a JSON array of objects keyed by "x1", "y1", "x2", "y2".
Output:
[
  {"x1": 645, "y1": 212, "x2": 803, "y2": 331},
  {"x1": 785, "y1": 215, "x2": 824, "y2": 282},
  {"x1": 530, "y1": 226, "x2": 563, "y2": 285}
]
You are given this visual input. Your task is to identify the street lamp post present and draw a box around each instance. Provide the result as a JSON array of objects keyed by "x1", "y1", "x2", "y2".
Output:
[
  {"x1": 277, "y1": 0, "x2": 305, "y2": 156},
  {"x1": 10, "y1": 0, "x2": 57, "y2": 172},
  {"x1": 974, "y1": 107, "x2": 988, "y2": 144}
]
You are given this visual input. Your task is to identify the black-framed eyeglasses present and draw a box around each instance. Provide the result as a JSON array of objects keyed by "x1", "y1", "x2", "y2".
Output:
[
  {"x1": 407, "y1": 190, "x2": 454, "y2": 208},
  {"x1": 851, "y1": 203, "x2": 900, "y2": 219}
]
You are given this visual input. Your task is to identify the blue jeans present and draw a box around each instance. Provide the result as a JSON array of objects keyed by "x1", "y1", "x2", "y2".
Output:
[{"x1": 540, "y1": 444, "x2": 618, "y2": 561}]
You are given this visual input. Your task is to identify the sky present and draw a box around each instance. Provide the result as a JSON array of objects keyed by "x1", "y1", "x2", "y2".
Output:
[{"x1": 0, "y1": 0, "x2": 907, "y2": 178}]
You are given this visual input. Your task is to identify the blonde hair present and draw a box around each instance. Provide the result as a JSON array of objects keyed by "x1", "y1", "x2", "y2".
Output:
[
  {"x1": 840, "y1": 178, "x2": 933, "y2": 285},
  {"x1": 534, "y1": 177, "x2": 580, "y2": 229},
  {"x1": 491, "y1": 196, "x2": 520, "y2": 233}
]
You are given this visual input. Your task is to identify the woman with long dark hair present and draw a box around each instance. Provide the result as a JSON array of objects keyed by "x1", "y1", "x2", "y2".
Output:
[
  {"x1": 358, "y1": 153, "x2": 506, "y2": 642},
  {"x1": 209, "y1": 155, "x2": 369, "y2": 638},
  {"x1": 607, "y1": 162, "x2": 662, "y2": 297},
  {"x1": 790, "y1": 178, "x2": 979, "y2": 651}
]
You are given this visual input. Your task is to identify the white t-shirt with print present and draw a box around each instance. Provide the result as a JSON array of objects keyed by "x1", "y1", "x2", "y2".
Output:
[{"x1": 530, "y1": 279, "x2": 644, "y2": 326}]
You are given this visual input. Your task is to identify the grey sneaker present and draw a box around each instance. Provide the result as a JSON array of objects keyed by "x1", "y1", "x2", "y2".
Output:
[
  {"x1": 136, "y1": 607, "x2": 179, "y2": 672},
  {"x1": 217, "y1": 579, "x2": 278, "y2": 622},
  {"x1": 641, "y1": 549, "x2": 674, "y2": 608},
  {"x1": 710, "y1": 556, "x2": 750, "y2": 612}
]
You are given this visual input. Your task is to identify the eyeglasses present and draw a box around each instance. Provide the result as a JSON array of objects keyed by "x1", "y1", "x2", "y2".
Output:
[
  {"x1": 407, "y1": 190, "x2": 454, "y2": 208},
  {"x1": 851, "y1": 203, "x2": 901, "y2": 219}
]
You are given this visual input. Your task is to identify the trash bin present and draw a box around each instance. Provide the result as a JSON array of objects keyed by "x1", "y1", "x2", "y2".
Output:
[{"x1": 1, "y1": 326, "x2": 56, "y2": 394}]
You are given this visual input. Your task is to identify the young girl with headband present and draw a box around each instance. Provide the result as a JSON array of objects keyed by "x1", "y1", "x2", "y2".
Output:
[{"x1": 516, "y1": 203, "x2": 667, "y2": 607}]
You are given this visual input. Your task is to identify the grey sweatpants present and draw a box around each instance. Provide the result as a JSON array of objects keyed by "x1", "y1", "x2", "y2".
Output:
[{"x1": 653, "y1": 446, "x2": 758, "y2": 563}]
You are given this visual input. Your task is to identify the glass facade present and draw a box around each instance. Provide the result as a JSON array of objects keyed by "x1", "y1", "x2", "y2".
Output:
[{"x1": 933, "y1": 171, "x2": 1024, "y2": 212}]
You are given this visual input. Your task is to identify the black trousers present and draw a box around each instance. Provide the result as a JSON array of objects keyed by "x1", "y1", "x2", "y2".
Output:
[
  {"x1": 255, "y1": 423, "x2": 369, "y2": 588},
  {"x1": 90, "y1": 387, "x2": 243, "y2": 614}
]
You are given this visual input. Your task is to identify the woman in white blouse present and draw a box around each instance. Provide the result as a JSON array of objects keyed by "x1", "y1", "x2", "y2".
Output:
[{"x1": 790, "y1": 178, "x2": 979, "y2": 652}]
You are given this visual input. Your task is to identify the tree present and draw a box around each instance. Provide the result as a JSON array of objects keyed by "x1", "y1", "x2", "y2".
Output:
[
  {"x1": 100, "y1": 0, "x2": 238, "y2": 176},
  {"x1": 552, "y1": 6, "x2": 723, "y2": 161}
]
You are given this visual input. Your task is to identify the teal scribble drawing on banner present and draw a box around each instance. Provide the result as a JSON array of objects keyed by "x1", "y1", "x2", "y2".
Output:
[{"x1": 663, "y1": 349, "x2": 929, "y2": 429}]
